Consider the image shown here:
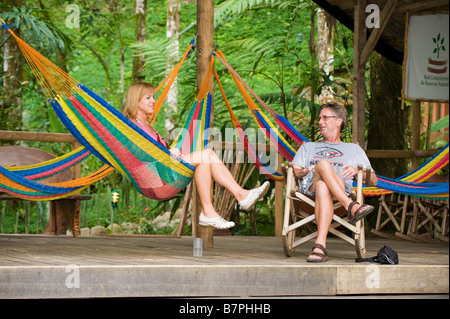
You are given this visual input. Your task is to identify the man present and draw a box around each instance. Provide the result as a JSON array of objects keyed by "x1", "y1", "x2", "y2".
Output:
[{"x1": 292, "y1": 103, "x2": 378, "y2": 262}]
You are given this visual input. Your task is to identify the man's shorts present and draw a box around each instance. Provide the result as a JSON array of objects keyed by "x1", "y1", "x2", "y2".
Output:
[{"x1": 298, "y1": 167, "x2": 352, "y2": 198}]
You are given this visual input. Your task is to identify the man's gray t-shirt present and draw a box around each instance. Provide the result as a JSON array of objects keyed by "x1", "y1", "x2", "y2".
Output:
[{"x1": 292, "y1": 141, "x2": 374, "y2": 197}]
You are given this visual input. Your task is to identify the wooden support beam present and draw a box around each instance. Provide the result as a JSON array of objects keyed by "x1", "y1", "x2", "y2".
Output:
[
  {"x1": 359, "y1": 0, "x2": 398, "y2": 66},
  {"x1": 352, "y1": 0, "x2": 367, "y2": 146},
  {"x1": 193, "y1": 0, "x2": 214, "y2": 240},
  {"x1": 0, "y1": 130, "x2": 76, "y2": 143},
  {"x1": 352, "y1": 0, "x2": 398, "y2": 146},
  {"x1": 411, "y1": 101, "x2": 421, "y2": 169},
  {"x1": 196, "y1": 0, "x2": 214, "y2": 98},
  {"x1": 274, "y1": 153, "x2": 284, "y2": 237}
]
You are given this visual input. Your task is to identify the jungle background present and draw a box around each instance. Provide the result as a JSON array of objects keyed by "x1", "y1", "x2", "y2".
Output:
[{"x1": 0, "y1": 0, "x2": 447, "y2": 236}]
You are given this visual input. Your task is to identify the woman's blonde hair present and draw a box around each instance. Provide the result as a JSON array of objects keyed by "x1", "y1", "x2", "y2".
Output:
[{"x1": 123, "y1": 82, "x2": 155, "y2": 119}]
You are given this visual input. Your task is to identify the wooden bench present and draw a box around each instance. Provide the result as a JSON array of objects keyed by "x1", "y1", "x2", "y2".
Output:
[{"x1": 0, "y1": 145, "x2": 91, "y2": 236}]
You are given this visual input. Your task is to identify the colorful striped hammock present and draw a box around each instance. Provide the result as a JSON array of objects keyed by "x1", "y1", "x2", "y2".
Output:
[
  {"x1": 214, "y1": 50, "x2": 449, "y2": 200},
  {"x1": 0, "y1": 20, "x2": 210, "y2": 201}
]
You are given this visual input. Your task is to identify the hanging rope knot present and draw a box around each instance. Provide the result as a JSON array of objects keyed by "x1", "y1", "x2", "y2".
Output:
[{"x1": 1, "y1": 22, "x2": 17, "y2": 31}]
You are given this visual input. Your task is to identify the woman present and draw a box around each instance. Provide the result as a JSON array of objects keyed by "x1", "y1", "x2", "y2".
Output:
[{"x1": 123, "y1": 82, "x2": 270, "y2": 229}]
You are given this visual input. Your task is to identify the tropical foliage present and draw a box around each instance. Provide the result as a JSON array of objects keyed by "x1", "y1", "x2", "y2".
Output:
[{"x1": 0, "y1": 0, "x2": 446, "y2": 235}]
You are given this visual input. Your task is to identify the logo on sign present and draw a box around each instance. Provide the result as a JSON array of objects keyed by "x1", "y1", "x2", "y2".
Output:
[{"x1": 427, "y1": 32, "x2": 447, "y2": 74}]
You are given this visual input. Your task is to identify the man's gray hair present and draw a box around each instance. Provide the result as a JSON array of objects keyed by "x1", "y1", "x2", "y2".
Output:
[{"x1": 319, "y1": 103, "x2": 348, "y2": 132}]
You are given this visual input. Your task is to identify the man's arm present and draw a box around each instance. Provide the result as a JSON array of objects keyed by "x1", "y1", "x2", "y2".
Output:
[
  {"x1": 367, "y1": 172, "x2": 378, "y2": 186},
  {"x1": 292, "y1": 164, "x2": 313, "y2": 179}
]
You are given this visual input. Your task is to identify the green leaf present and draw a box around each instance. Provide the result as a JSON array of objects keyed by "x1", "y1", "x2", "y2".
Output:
[{"x1": 430, "y1": 115, "x2": 449, "y2": 133}]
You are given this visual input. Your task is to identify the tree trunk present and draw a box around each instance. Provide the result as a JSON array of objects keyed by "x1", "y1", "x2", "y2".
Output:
[
  {"x1": 308, "y1": 3, "x2": 317, "y2": 141},
  {"x1": 165, "y1": 0, "x2": 181, "y2": 139},
  {"x1": 367, "y1": 52, "x2": 409, "y2": 178},
  {"x1": 1, "y1": 6, "x2": 23, "y2": 131},
  {"x1": 132, "y1": 0, "x2": 146, "y2": 82},
  {"x1": 317, "y1": 8, "x2": 334, "y2": 103}
]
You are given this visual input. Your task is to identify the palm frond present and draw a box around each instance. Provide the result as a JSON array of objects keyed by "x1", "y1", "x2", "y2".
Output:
[{"x1": 215, "y1": 0, "x2": 276, "y2": 26}]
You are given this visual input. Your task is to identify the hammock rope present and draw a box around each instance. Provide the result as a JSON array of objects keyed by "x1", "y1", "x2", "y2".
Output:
[{"x1": 0, "y1": 19, "x2": 207, "y2": 201}]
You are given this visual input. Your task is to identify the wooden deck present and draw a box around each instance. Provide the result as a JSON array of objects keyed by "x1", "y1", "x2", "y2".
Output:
[{"x1": 0, "y1": 234, "x2": 448, "y2": 299}]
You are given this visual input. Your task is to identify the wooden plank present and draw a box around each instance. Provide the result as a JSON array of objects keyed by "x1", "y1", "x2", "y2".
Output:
[
  {"x1": 337, "y1": 265, "x2": 449, "y2": 295},
  {"x1": 0, "y1": 264, "x2": 336, "y2": 298},
  {"x1": 0, "y1": 130, "x2": 76, "y2": 143},
  {"x1": 0, "y1": 235, "x2": 448, "y2": 298}
]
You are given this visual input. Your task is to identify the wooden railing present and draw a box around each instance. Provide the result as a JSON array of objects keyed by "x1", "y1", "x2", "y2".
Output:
[
  {"x1": 1, "y1": 130, "x2": 442, "y2": 237},
  {"x1": 0, "y1": 130, "x2": 82, "y2": 179}
]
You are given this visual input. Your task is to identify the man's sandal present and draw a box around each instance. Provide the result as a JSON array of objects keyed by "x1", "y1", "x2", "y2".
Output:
[
  {"x1": 306, "y1": 243, "x2": 329, "y2": 263},
  {"x1": 347, "y1": 201, "x2": 375, "y2": 225}
]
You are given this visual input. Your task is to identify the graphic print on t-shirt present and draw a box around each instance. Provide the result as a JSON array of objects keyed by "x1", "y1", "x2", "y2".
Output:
[{"x1": 316, "y1": 146, "x2": 343, "y2": 159}]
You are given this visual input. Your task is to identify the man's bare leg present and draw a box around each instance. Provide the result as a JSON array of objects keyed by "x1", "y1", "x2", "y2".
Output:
[{"x1": 307, "y1": 160, "x2": 346, "y2": 260}]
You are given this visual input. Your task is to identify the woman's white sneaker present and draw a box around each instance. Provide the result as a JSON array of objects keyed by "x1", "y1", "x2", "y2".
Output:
[
  {"x1": 199, "y1": 213, "x2": 235, "y2": 229},
  {"x1": 238, "y1": 181, "x2": 270, "y2": 211}
]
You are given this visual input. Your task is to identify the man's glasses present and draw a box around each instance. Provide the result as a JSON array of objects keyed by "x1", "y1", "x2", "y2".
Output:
[{"x1": 318, "y1": 115, "x2": 337, "y2": 122}]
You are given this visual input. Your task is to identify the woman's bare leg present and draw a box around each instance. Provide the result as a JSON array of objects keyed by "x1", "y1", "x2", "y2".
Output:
[{"x1": 183, "y1": 149, "x2": 249, "y2": 218}]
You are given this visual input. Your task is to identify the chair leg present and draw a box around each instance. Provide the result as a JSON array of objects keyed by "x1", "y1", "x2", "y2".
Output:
[
  {"x1": 282, "y1": 211, "x2": 297, "y2": 257},
  {"x1": 282, "y1": 165, "x2": 297, "y2": 257},
  {"x1": 281, "y1": 164, "x2": 369, "y2": 259},
  {"x1": 354, "y1": 166, "x2": 366, "y2": 258},
  {"x1": 354, "y1": 220, "x2": 366, "y2": 258}
]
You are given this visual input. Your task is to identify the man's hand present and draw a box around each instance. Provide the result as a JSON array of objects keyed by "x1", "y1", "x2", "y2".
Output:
[
  {"x1": 293, "y1": 164, "x2": 314, "y2": 178},
  {"x1": 341, "y1": 164, "x2": 359, "y2": 180}
]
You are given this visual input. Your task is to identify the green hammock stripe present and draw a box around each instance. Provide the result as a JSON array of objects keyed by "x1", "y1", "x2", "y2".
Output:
[
  {"x1": 173, "y1": 100, "x2": 199, "y2": 151},
  {"x1": 191, "y1": 99, "x2": 204, "y2": 153},
  {"x1": 0, "y1": 183, "x2": 54, "y2": 196}
]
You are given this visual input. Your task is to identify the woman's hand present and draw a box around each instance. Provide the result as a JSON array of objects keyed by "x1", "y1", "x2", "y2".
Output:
[{"x1": 169, "y1": 148, "x2": 182, "y2": 158}]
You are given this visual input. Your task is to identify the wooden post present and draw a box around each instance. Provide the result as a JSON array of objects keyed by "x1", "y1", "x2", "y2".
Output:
[
  {"x1": 353, "y1": 0, "x2": 397, "y2": 146},
  {"x1": 352, "y1": 0, "x2": 367, "y2": 146},
  {"x1": 194, "y1": 0, "x2": 214, "y2": 245},
  {"x1": 274, "y1": 152, "x2": 284, "y2": 237},
  {"x1": 196, "y1": 0, "x2": 214, "y2": 97},
  {"x1": 411, "y1": 100, "x2": 421, "y2": 169}
]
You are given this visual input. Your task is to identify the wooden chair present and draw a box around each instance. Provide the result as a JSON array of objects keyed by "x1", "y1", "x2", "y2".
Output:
[
  {"x1": 408, "y1": 198, "x2": 449, "y2": 243},
  {"x1": 371, "y1": 193, "x2": 413, "y2": 240},
  {"x1": 371, "y1": 193, "x2": 448, "y2": 243},
  {"x1": 281, "y1": 163, "x2": 371, "y2": 259}
]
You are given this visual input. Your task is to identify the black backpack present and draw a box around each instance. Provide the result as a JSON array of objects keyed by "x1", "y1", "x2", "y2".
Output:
[{"x1": 355, "y1": 245, "x2": 399, "y2": 264}]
